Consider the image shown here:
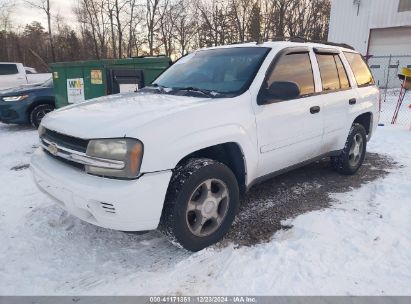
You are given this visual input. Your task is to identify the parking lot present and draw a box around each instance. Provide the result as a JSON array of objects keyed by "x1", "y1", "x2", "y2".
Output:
[
  {"x1": 1, "y1": 121, "x2": 410, "y2": 295},
  {"x1": 225, "y1": 152, "x2": 396, "y2": 246}
]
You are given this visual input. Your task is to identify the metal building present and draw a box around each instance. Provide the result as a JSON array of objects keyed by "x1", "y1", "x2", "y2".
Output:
[
  {"x1": 328, "y1": 0, "x2": 411, "y2": 88},
  {"x1": 328, "y1": 0, "x2": 411, "y2": 57}
]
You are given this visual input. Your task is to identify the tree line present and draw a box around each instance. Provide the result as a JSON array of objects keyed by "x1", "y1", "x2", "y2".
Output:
[{"x1": 0, "y1": 0, "x2": 330, "y2": 72}]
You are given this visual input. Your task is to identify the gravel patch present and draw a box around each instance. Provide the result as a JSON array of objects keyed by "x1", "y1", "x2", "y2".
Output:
[{"x1": 222, "y1": 152, "x2": 398, "y2": 247}]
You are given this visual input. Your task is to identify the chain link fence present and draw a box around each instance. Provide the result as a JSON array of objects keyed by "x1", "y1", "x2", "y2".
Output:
[{"x1": 368, "y1": 55, "x2": 411, "y2": 127}]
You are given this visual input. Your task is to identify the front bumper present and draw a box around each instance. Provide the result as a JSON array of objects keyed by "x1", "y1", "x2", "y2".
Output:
[
  {"x1": 30, "y1": 148, "x2": 172, "y2": 231},
  {"x1": 0, "y1": 100, "x2": 31, "y2": 124}
]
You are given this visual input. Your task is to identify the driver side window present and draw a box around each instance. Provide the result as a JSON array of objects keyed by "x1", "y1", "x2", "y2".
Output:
[{"x1": 267, "y1": 52, "x2": 315, "y2": 97}]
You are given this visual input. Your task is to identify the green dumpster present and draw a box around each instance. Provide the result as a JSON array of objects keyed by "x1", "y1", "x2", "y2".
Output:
[{"x1": 50, "y1": 56, "x2": 171, "y2": 108}]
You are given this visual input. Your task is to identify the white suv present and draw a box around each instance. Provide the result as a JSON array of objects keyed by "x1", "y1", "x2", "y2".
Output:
[{"x1": 31, "y1": 41, "x2": 379, "y2": 251}]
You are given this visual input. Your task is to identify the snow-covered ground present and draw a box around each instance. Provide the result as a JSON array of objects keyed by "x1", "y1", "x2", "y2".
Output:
[{"x1": 1, "y1": 122, "x2": 411, "y2": 295}]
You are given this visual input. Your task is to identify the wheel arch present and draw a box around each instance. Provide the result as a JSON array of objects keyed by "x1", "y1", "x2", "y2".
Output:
[
  {"x1": 26, "y1": 98, "x2": 55, "y2": 120},
  {"x1": 352, "y1": 112, "x2": 373, "y2": 136},
  {"x1": 175, "y1": 142, "x2": 247, "y2": 195}
]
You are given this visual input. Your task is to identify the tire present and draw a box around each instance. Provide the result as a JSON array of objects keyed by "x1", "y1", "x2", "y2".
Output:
[
  {"x1": 30, "y1": 104, "x2": 54, "y2": 128},
  {"x1": 331, "y1": 123, "x2": 367, "y2": 175},
  {"x1": 159, "y1": 158, "x2": 240, "y2": 252}
]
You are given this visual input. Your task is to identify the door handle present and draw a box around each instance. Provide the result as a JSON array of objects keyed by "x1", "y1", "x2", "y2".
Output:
[
  {"x1": 349, "y1": 98, "x2": 357, "y2": 105},
  {"x1": 310, "y1": 106, "x2": 320, "y2": 114}
]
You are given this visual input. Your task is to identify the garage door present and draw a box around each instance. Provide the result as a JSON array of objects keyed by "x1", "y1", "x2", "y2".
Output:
[{"x1": 368, "y1": 27, "x2": 411, "y2": 56}]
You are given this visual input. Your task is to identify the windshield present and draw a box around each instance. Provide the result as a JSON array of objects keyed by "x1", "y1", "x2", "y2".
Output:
[
  {"x1": 41, "y1": 78, "x2": 53, "y2": 88},
  {"x1": 152, "y1": 47, "x2": 270, "y2": 96}
]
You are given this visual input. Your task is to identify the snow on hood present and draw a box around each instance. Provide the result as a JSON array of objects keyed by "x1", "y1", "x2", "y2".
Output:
[{"x1": 42, "y1": 92, "x2": 211, "y2": 139}]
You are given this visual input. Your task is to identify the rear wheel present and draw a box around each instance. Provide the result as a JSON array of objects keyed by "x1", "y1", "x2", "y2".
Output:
[
  {"x1": 30, "y1": 104, "x2": 54, "y2": 128},
  {"x1": 159, "y1": 158, "x2": 239, "y2": 251},
  {"x1": 331, "y1": 123, "x2": 367, "y2": 175}
]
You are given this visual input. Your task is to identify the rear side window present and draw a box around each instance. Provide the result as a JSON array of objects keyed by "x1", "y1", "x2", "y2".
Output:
[
  {"x1": 344, "y1": 52, "x2": 375, "y2": 87},
  {"x1": 316, "y1": 54, "x2": 340, "y2": 91},
  {"x1": 0, "y1": 64, "x2": 18, "y2": 75},
  {"x1": 268, "y1": 52, "x2": 315, "y2": 96},
  {"x1": 335, "y1": 55, "x2": 350, "y2": 89},
  {"x1": 316, "y1": 54, "x2": 351, "y2": 91}
]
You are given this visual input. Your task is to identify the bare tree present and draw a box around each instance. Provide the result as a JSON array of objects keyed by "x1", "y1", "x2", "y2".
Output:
[
  {"x1": 75, "y1": 0, "x2": 109, "y2": 59},
  {"x1": 0, "y1": 0, "x2": 14, "y2": 31},
  {"x1": 106, "y1": 0, "x2": 117, "y2": 58},
  {"x1": 248, "y1": 2, "x2": 260, "y2": 42},
  {"x1": 106, "y1": 0, "x2": 128, "y2": 58},
  {"x1": 229, "y1": 0, "x2": 254, "y2": 42},
  {"x1": 1, "y1": 0, "x2": 331, "y2": 64},
  {"x1": 75, "y1": 1, "x2": 100, "y2": 58},
  {"x1": 146, "y1": 0, "x2": 161, "y2": 55},
  {"x1": 0, "y1": 0, "x2": 15, "y2": 61},
  {"x1": 173, "y1": 0, "x2": 198, "y2": 56},
  {"x1": 197, "y1": 0, "x2": 233, "y2": 47},
  {"x1": 126, "y1": 0, "x2": 142, "y2": 57},
  {"x1": 24, "y1": 0, "x2": 56, "y2": 62},
  {"x1": 273, "y1": 0, "x2": 294, "y2": 38},
  {"x1": 114, "y1": 0, "x2": 128, "y2": 57},
  {"x1": 128, "y1": 3, "x2": 145, "y2": 57},
  {"x1": 159, "y1": 0, "x2": 178, "y2": 56}
]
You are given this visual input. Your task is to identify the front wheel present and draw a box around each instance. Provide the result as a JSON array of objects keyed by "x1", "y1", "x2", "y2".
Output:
[
  {"x1": 159, "y1": 158, "x2": 239, "y2": 251},
  {"x1": 331, "y1": 123, "x2": 367, "y2": 175},
  {"x1": 30, "y1": 104, "x2": 54, "y2": 128}
]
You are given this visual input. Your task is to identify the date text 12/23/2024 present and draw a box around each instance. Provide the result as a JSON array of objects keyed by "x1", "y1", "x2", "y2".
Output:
[{"x1": 149, "y1": 296, "x2": 257, "y2": 303}]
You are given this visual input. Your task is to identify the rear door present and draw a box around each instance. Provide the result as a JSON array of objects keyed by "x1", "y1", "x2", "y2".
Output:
[
  {"x1": 343, "y1": 52, "x2": 379, "y2": 135},
  {"x1": 254, "y1": 47, "x2": 324, "y2": 177},
  {"x1": 0, "y1": 64, "x2": 26, "y2": 90},
  {"x1": 313, "y1": 48, "x2": 358, "y2": 154}
]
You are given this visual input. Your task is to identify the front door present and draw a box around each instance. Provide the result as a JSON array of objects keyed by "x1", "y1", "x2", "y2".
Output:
[{"x1": 254, "y1": 48, "x2": 324, "y2": 177}]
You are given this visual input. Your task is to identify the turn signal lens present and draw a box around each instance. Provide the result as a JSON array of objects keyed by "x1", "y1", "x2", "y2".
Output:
[{"x1": 86, "y1": 138, "x2": 144, "y2": 179}]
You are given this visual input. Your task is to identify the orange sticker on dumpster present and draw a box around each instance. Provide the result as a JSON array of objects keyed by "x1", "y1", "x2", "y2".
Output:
[{"x1": 91, "y1": 70, "x2": 103, "y2": 84}]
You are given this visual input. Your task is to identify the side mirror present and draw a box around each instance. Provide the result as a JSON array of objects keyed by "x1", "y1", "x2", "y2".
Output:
[{"x1": 258, "y1": 81, "x2": 301, "y2": 105}]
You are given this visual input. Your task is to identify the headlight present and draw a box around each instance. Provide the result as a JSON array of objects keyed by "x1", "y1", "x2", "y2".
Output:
[
  {"x1": 85, "y1": 138, "x2": 143, "y2": 179},
  {"x1": 2, "y1": 95, "x2": 29, "y2": 102}
]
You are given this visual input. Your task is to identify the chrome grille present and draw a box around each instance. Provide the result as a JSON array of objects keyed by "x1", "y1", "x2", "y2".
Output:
[
  {"x1": 40, "y1": 128, "x2": 125, "y2": 171},
  {"x1": 42, "y1": 128, "x2": 89, "y2": 153}
]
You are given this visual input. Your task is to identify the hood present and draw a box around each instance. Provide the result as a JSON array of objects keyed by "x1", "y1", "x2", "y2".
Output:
[
  {"x1": 0, "y1": 85, "x2": 49, "y2": 96},
  {"x1": 42, "y1": 92, "x2": 211, "y2": 139}
]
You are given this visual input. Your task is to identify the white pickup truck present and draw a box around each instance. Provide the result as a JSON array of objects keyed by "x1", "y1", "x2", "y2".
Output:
[
  {"x1": 31, "y1": 41, "x2": 380, "y2": 251},
  {"x1": 0, "y1": 62, "x2": 51, "y2": 90}
]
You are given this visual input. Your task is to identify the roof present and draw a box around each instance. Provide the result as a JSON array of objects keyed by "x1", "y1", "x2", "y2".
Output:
[{"x1": 200, "y1": 41, "x2": 357, "y2": 53}]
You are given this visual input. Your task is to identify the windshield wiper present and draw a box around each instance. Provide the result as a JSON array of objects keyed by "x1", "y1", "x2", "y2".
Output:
[
  {"x1": 172, "y1": 86, "x2": 221, "y2": 98},
  {"x1": 146, "y1": 83, "x2": 171, "y2": 93}
]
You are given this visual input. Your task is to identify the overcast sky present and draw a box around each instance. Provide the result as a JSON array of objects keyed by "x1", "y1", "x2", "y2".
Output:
[{"x1": 13, "y1": 0, "x2": 76, "y2": 29}]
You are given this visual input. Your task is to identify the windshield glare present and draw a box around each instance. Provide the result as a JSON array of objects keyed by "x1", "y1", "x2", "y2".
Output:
[{"x1": 153, "y1": 47, "x2": 270, "y2": 95}]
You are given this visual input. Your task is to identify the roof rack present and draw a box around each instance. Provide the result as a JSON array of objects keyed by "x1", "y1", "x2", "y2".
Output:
[
  {"x1": 258, "y1": 36, "x2": 355, "y2": 50},
  {"x1": 308, "y1": 40, "x2": 355, "y2": 51}
]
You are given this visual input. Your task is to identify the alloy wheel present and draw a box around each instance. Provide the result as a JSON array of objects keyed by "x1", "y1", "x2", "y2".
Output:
[
  {"x1": 348, "y1": 133, "x2": 364, "y2": 167},
  {"x1": 186, "y1": 178, "x2": 230, "y2": 237}
]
